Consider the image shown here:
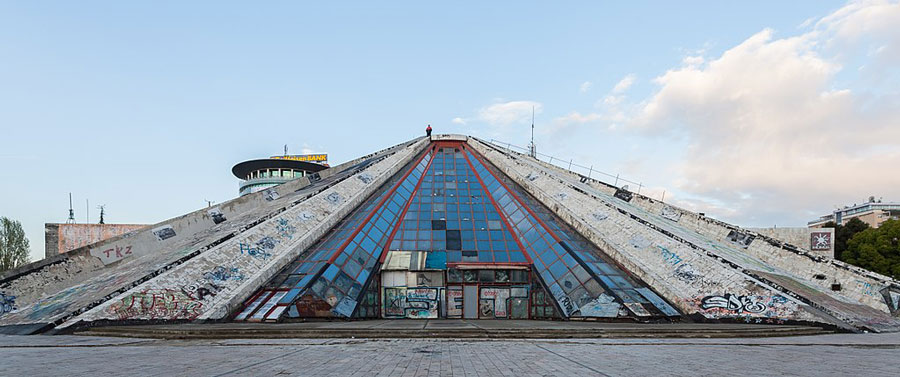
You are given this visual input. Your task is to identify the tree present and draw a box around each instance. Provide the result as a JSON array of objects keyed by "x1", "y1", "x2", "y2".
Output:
[
  {"x1": 0, "y1": 217, "x2": 30, "y2": 273},
  {"x1": 823, "y1": 218, "x2": 870, "y2": 260},
  {"x1": 841, "y1": 219, "x2": 900, "y2": 279}
]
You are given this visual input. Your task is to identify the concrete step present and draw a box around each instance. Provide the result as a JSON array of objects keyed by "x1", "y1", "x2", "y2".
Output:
[{"x1": 77, "y1": 324, "x2": 831, "y2": 339}]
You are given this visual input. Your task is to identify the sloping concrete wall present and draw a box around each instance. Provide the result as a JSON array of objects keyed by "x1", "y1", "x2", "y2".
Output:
[
  {"x1": 60, "y1": 138, "x2": 427, "y2": 327},
  {"x1": 0, "y1": 137, "x2": 425, "y2": 331},
  {"x1": 469, "y1": 138, "x2": 900, "y2": 332},
  {"x1": 748, "y1": 227, "x2": 835, "y2": 258}
]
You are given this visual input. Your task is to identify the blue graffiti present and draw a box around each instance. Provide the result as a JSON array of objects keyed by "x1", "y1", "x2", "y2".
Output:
[
  {"x1": 239, "y1": 243, "x2": 272, "y2": 260},
  {"x1": 276, "y1": 218, "x2": 296, "y2": 240},
  {"x1": 656, "y1": 246, "x2": 683, "y2": 266},
  {"x1": 0, "y1": 293, "x2": 16, "y2": 316},
  {"x1": 203, "y1": 266, "x2": 245, "y2": 283}
]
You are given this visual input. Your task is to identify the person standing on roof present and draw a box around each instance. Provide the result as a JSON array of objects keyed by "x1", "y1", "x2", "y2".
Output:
[{"x1": 426, "y1": 124, "x2": 432, "y2": 137}]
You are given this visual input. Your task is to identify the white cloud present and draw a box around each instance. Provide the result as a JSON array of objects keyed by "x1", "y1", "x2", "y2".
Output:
[
  {"x1": 612, "y1": 74, "x2": 636, "y2": 93},
  {"x1": 451, "y1": 117, "x2": 467, "y2": 125},
  {"x1": 625, "y1": 0, "x2": 900, "y2": 225},
  {"x1": 580, "y1": 81, "x2": 593, "y2": 93},
  {"x1": 553, "y1": 112, "x2": 602, "y2": 125},
  {"x1": 477, "y1": 100, "x2": 543, "y2": 126}
]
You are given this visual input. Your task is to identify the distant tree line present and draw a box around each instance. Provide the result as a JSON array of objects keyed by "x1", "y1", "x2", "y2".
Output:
[
  {"x1": 0, "y1": 217, "x2": 31, "y2": 273},
  {"x1": 824, "y1": 218, "x2": 900, "y2": 279}
]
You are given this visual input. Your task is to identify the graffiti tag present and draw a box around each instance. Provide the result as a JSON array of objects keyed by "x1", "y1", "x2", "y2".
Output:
[
  {"x1": 0, "y1": 293, "x2": 16, "y2": 316},
  {"x1": 203, "y1": 266, "x2": 244, "y2": 283},
  {"x1": 700, "y1": 294, "x2": 767, "y2": 314},
  {"x1": 107, "y1": 289, "x2": 203, "y2": 320},
  {"x1": 100, "y1": 245, "x2": 133, "y2": 259}
]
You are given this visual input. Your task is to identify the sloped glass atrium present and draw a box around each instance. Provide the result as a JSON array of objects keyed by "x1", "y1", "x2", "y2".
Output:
[{"x1": 236, "y1": 141, "x2": 679, "y2": 321}]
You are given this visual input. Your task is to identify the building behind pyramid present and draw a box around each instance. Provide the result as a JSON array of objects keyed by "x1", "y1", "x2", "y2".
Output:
[{"x1": 1, "y1": 135, "x2": 899, "y2": 334}]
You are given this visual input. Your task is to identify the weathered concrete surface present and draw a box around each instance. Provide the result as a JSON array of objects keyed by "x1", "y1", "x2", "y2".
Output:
[
  {"x1": 2, "y1": 332, "x2": 898, "y2": 376},
  {"x1": 749, "y1": 227, "x2": 835, "y2": 258},
  {"x1": 469, "y1": 138, "x2": 900, "y2": 332},
  {"x1": 0, "y1": 137, "x2": 425, "y2": 332},
  {"x1": 60, "y1": 137, "x2": 428, "y2": 327}
]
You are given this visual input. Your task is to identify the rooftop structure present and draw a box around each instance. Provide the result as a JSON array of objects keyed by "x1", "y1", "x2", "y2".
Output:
[
  {"x1": 44, "y1": 223, "x2": 148, "y2": 258},
  {"x1": 2, "y1": 135, "x2": 899, "y2": 335},
  {"x1": 809, "y1": 199, "x2": 900, "y2": 228},
  {"x1": 232, "y1": 153, "x2": 329, "y2": 196}
]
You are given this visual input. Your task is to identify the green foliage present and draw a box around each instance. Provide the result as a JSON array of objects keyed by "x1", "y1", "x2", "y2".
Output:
[
  {"x1": 841, "y1": 219, "x2": 900, "y2": 279},
  {"x1": 0, "y1": 217, "x2": 31, "y2": 273},
  {"x1": 823, "y1": 218, "x2": 870, "y2": 259}
]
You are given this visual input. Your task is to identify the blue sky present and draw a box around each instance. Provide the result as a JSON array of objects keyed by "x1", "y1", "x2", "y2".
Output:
[{"x1": 3, "y1": 1, "x2": 899, "y2": 262}]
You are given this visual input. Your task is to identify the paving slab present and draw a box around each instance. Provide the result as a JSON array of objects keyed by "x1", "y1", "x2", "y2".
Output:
[{"x1": 2, "y1": 334, "x2": 898, "y2": 376}]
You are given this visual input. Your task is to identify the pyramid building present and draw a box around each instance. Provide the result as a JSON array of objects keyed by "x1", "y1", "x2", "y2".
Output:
[{"x1": 1, "y1": 135, "x2": 899, "y2": 334}]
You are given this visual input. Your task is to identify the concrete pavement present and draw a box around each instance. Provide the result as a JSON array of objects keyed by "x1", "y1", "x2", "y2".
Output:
[{"x1": 2, "y1": 331, "x2": 899, "y2": 376}]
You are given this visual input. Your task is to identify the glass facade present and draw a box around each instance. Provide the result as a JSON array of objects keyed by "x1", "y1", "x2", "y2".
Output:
[{"x1": 236, "y1": 141, "x2": 679, "y2": 321}]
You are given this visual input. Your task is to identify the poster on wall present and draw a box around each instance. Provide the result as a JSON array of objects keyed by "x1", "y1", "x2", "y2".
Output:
[
  {"x1": 151, "y1": 225, "x2": 177, "y2": 241},
  {"x1": 208, "y1": 208, "x2": 227, "y2": 225},
  {"x1": 810, "y1": 232, "x2": 832, "y2": 251},
  {"x1": 447, "y1": 287, "x2": 463, "y2": 318}
]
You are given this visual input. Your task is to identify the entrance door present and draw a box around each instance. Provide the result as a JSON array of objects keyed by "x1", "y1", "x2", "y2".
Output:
[{"x1": 463, "y1": 285, "x2": 478, "y2": 319}]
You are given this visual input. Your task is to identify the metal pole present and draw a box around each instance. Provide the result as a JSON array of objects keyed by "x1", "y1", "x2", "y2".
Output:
[
  {"x1": 661, "y1": 190, "x2": 666, "y2": 202},
  {"x1": 568, "y1": 159, "x2": 573, "y2": 170},
  {"x1": 587, "y1": 165, "x2": 593, "y2": 179},
  {"x1": 549, "y1": 156, "x2": 554, "y2": 164},
  {"x1": 638, "y1": 183, "x2": 642, "y2": 194},
  {"x1": 614, "y1": 174, "x2": 619, "y2": 187}
]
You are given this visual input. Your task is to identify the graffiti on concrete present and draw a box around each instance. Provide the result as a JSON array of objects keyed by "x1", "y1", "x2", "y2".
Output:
[
  {"x1": 655, "y1": 246, "x2": 683, "y2": 266},
  {"x1": 700, "y1": 294, "x2": 767, "y2": 314},
  {"x1": 297, "y1": 211, "x2": 316, "y2": 222},
  {"x1": 592, "y1": 211, "x2": 608, "y2": 221},
  {"x1": 673, "y1": 263, "x2": 700, "y2": 283},
  {"x1": 26, "y1": 273, "x2": 133, "y2": 320},
  {"x1": 613, "y1": 187, "x2": 633, "y2": 202},
  {"x1": 854, "y1": 280, "x2": 880, "y2": 297},
  {"x1": 725, "y1": 230, "x2": 755, "y2": 248},
  {"x1": 276, "y1": 218, "x2": 296, "y2": 240},
  {"x1": 203, "y1": 266, "x2": 245, "y2": 283},
  {"x1": 357, "y1": 172, "x2": 373, "y2": 184},
  {"x1": 181, "y1": 279, "x2": 223, "y2": 301},
  {"x1": 208, "y1": 208, "x2": 227, "y2": 225},
  {"x1": 107, "y1": 289, "x2": 203, "y2": 320},
  {"x1": 326, "y1": 192, "x2": 343, "y2": 205},
  {"x1": 27, "y1": 284, "x2": 91, "y2": 320},
  {"x1": 98, "y1": 245, "x2": 133, "y2": 260},
  {"x1": 264, "y1": 188, "x2": 280, "y2": 201},
  {"x1": 0, "y1": 293, "x2": 16, "y2": 317},
  {"x1": 241, "y1": 236, "x2": 278, "y2": 260},
  {"x1": 660, "y1": 206, "x2": 682, "y2": 222},
  {"x1": 151, "y1": 225, "x2": 177, "y2": 241},
  {"x1": 239, "y1": 243, "x2": 271, "y2": 260}
]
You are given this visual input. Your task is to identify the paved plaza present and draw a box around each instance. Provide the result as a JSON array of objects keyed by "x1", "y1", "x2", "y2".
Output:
[{"x1": 2, "y1": 331, "x2": 898, "y2": 376}]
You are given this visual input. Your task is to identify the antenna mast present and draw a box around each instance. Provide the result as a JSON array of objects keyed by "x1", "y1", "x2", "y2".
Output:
[
  {"x1": 529, "y1": 106, "x2": 537, "y2": 158},
  {"x1": 66, "y1": 193, "x2": 76, "y2": 224}
]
